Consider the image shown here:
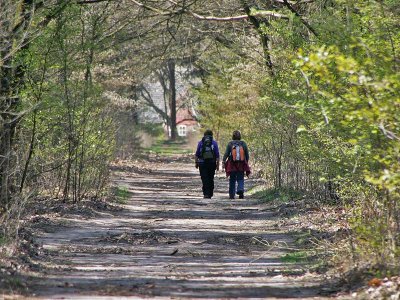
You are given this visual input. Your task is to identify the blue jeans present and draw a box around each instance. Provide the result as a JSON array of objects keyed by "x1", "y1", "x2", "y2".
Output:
[{"x1": 229, "y1": 171, "x2": 244, "y2": 198}]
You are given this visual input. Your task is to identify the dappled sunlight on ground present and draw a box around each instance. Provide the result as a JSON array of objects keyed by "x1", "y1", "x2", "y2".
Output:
[{"x1": 12, "y1": 158, "x2": 331, "y2": 299}]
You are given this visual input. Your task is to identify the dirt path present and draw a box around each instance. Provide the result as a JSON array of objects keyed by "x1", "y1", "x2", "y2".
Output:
[{"x1": 22, "y1": 158, "x2": 330, "y2": 299}]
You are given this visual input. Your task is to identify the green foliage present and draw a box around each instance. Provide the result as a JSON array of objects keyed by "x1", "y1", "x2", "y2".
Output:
[
  {"x1": 4, "y1": 277, "x2": 25, "y2": 290},
  {"x1": 280, "y1": 251, "x2": 309, "y2": 263},
  {"x1": 195, "y1": 0, "x2": 400, "y2": 267},
  {"x1": 143, "y1": 139, "x2": 192, "y2": 156},
  {"x1": 113, "y1": 186, "x2": 130, "y2": 204},
  {"x1": 0, "y1": 233, "x2": 7, "y2": 245},
  {"x1": 251, "y1": 187, "x2": 302, "y2": 203},
  {"x1": 193, "y1": 46, "x2": 260, "y2": 146},
  {"x1": 140, "y1": 123, "x2": 165, "y2": 138},
  {"x1": 16, "y1": 3, "x2": 115, "y2": 201},
  {"x1": 290, "y1": 1, "x2": 400, "y2": 264}
]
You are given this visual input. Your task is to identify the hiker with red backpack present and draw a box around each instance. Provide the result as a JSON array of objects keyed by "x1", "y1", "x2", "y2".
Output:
[
  {"x1": 195, "y1": 129, "x2": 220, "y2": 199},
  {"x1": 222, "y1": 130, "x2": 250, "y2": 199}
]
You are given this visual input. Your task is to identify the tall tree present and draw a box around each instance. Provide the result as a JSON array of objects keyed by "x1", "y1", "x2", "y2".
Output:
[{"x1": 0, "y1": 0, "x2": 70, "y2": 210}]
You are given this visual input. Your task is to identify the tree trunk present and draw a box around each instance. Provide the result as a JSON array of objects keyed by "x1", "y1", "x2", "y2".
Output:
[
  {"x1": 0, "y1": 63, "x2": 11, "y2": 209},
  {"x1": 277, "y1": 135, "x2": 283, "y2": 188},
  {"x1": 241, "y1": 1, "x2": 274, "y2": 74},
  {"x1": 0, "y1": 0, "x2": 49, "y2": 211},
  {"x1": 20, "y1": 112, "x2": 37, "y2": 193},
  {"x1": 0, "y1": 54, "x2": 23, "y2": 211},
  {"x1": 168, "y1": 59, "x2": 177, "y2": 140},
  {"x1": 0, "y1": 125, "x2": 12, "y2": 210}
]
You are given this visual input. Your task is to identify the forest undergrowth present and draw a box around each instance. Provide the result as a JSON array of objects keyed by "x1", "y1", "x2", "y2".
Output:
[{"x1": 250, "y1": 185, "x2": 400, "y2": 299}]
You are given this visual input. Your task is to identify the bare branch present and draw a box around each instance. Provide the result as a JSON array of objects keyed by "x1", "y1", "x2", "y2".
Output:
[
  {"x1": 130, "y1": 0, "x2": 289, "y2": 22},
  {"x1": 282, "y1": 0, "x2": 318, "y2": 36},
  {"x1": 252, "y1": 10, "x2": 289, "y2": 20},
  {"x1": 139, "y1": 86, "x2": 170, "y2": 121},
  {"x1": 379, "y1": 123, "x2": 400, "y2": 141},
  {"x1": 189, "y1": 13, "x2": 249, "y2": 22},
  {"x1": 76, "y1": 0, "x2": 109, "y2": 4},
  {"x1": 190, "y1": 10, "x2": 288, "y2": 21},
  {"x1": 129, "y1": 0, "x2": 174, "y2": 16},
  {"x1": 274, "y1": 0, "x2": 315, "y2": 4}
]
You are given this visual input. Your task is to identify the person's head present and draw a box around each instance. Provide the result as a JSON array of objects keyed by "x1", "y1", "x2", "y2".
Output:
[
  {"x1": 204, "y1": 129, "x2": 213, "y2": 137},
  {"x1": 232, "y1": 130, "x2": 241, "y2": 140}
]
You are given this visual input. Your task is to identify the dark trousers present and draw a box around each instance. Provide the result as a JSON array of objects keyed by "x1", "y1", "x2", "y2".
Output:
[{"x1": 199, "y1": 161, "x2": 216, "y2": 198}]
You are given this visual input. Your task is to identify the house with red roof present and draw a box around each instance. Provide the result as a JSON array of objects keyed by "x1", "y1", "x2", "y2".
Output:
[{"x1": 175, "y1": 107, "x2": 199, "y2": 137}]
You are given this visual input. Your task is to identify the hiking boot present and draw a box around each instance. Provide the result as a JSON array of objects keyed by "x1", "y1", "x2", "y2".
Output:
[
  {"x1": 229, "y1": 195, "x2": 235, "y2": 199},
  {"x1": 204, "y1": 195, "x2": 211, "y2": 199},
  {"x1": 237, "y1": 191, "x2": 244, "y2": 199}
]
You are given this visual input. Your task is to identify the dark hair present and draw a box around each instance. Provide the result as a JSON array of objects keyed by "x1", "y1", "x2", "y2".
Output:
[
  {"x1": 204, "y1": 129, "x2": 213, "y2": 137},
  {"x1": 232, "y1": 130, "x2": 241, "y2": 140}
]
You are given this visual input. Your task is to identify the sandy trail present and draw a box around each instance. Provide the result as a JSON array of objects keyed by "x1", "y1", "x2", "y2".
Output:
[{"x1": 24, "y1": 159, "x2": 328, "y2": 299}]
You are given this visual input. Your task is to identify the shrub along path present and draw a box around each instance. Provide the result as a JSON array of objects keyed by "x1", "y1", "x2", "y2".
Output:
[{"x1": 18, "y1": 156, "x2": 332, "y2": 299}]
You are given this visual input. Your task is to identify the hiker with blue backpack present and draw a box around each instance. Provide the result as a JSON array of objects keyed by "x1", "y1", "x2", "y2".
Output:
[
  {"x1": 222, "y1": 130, "x2": 251, "y2": 199},
  {"x1": 195, "y1": 129, "x2": 220, "y2": 199}
]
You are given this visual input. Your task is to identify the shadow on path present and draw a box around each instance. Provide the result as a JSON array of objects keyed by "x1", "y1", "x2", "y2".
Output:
[{"x1": 21, "y1": 159, "x2": 329, "y2": 299}]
